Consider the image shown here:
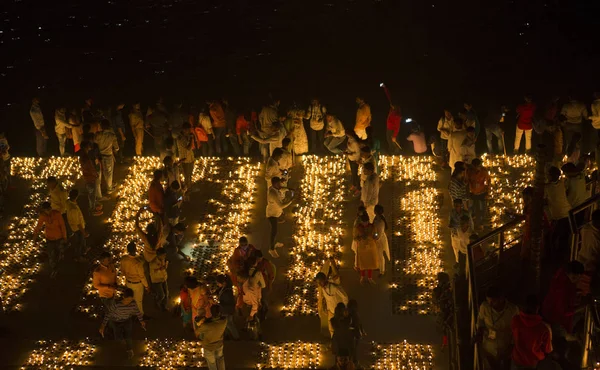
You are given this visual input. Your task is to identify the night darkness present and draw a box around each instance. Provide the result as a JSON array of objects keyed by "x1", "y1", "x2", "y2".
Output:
[{"x1": 1, "y1": 0, "x2": 600, "y2": 155}]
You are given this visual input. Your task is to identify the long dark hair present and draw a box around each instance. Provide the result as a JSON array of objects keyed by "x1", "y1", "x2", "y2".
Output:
[{"x1": 374, "y1": 205, "x2": 388, "y2": 230}]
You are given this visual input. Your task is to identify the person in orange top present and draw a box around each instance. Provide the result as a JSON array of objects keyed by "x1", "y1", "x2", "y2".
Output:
[
  {"x1": 93, "y1": 251, "x2": 117, "y2": 305},
  {"x1": 236, "y1": 113, "x2": 252, "y2": 155},
  {"x1": 34, "y1": 201, "x2": 67, "y2": 278},
  {"x1": 148, "y1": 169, "x2": 165, "y2": 217},
  {"x1": 354, "y1": 97, "x2": 372, "y2": 140},
  {"x1": 466, "y1": 158, "x2": 491, "y2": 230},
  {"x1": 227, "y1": 236, "x2": 257, "y2": 286},
  {"x1": 209, "y1": 100, "x2": 228, "y2": 154}
]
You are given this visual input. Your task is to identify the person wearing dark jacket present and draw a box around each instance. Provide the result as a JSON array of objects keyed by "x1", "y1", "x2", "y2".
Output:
[
  {"x1": 215, "y1": 274, "x2": 240, "y2": 340},
  {"x1": 330, "y1": 303, "x2": 356, "y2": 362}
]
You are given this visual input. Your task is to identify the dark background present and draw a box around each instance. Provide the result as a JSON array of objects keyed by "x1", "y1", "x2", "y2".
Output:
[{"x1": 1, "y1": 0, "x2": 599, "y2": 155}]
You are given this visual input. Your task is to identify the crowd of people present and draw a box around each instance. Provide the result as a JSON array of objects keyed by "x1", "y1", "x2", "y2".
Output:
[{"x1": 14, "y1": 92, "x2": 600, "y2": 369}]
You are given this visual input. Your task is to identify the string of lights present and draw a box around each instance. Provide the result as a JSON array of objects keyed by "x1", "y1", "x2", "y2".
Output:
[
  {"x1": 2, "y1": 157, "x2": 81, "y2": 312},
  {"x1": 282, "y1": 155, "x2": 347, "y2": 316}
]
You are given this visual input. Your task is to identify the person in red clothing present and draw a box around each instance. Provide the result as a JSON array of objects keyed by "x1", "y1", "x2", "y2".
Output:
[
  {"x1": 208, "y1": 100, "x2": 228, "y2": 154},
  {"x1": 34, "y1": 201, "x2": 67, "y2": 278},
  {"x1": 511, "y1": 294, "x2": 553, "y2": 370},
  {"x1": 386, "y1": 104, "x2": 402, "y2": 154},
  {"x1": 79, "y1": 141, "x2": 103, "y2": 216},
  {"x1": 541, "y1": 261, "x2": 584, "y2": 338},
  {"x1": 148, "y1": 169, "x2": 165, "y2": 219},
  {"x1": 466, "y1": 158, "x2": 490, "y2": 230},
  {"x1": 236, "y1": 113, "x2": 252, "y2": 155},
  {"x1": 514, "y1": 95, "x2": 537, "y2": 153},
  {"x1": 251, "y1": 250, "x2": 276, "y2": 321},
  {"x1": 227, "y1": 236, "x2": 257, "y2": 286}
]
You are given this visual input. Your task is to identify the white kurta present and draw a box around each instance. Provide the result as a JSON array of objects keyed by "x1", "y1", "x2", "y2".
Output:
[
  {"x1": 291, "y1": 112, "x2": 308, "y2": 154},
  {"x1": 373, "y1": 215, "x2": 390, "y2": 274}
]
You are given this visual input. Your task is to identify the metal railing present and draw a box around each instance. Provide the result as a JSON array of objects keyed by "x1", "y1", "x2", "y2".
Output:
[
  {"x1": 466, "y1": 215, "x2": 525, "y2": 370},
  {"x1": 569, "y1": 192, "x2": 600, "y2": 261}
]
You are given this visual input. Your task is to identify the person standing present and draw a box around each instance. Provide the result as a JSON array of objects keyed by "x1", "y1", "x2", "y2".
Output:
[
  {"x1": 485, "y1": 105, "x2": 508, "y2": 154},
  {"x1": 289, "y1": 108, "x2": 309, "y2": 155},
  {"x1": 407, "y1": 125, "x2": 428, "y2": 154},
  {"x1": 199, "y1": 109, "x2": 215, "y2": 156},
  {"x1": 265, "y1": 148, "x2": 284, "y2": 187},
  {"x1": 120, "y1": 241, "x2": 149, "y2": 316},
  {"x1": 147, "y1": 107, "x2": 169, "y2": 158},
  {"x1": 279, "y1": 138, "x2": 293, "y2": 173},
  {"x1": 561, "y1": 95, "x2": 589, "y2": 152},
  {"x1": 236, "y1": 113, "x2": 252, "y2": 155},
  {"x1": 324, "y1": 114, "x2": 346, "y2": 154},
  {"x1": 66, "y1": 189, "x2": 89, "y2": 262},
  {"x1": 266, "y1": 177, "x2": 294, "y2": 258},
  {"x1": 93, "y1": 251, "x2": 117, "y2": 305},
  {"x1": 514, "y1": 96, "x2": 537, "y2": 153},
  {"x1": 511, "y1": 295, "x2": 553, "y2": 370},
  {"x1": 54, "y1": 107, "x2": 69, "y2": 156},
  {"x1": 463, "y1": 103, "x2": 480, "y2": 137},
  {"x1": 544, "y1": 166, "x2": 572, "y2": 261},
  {"x1": 360, "y1": 162, "x2": 379, "y2": 222},
  {"x1": 148, "y1": 169, "x2": 165, "y2": 223},
  {"x1": 562, "y1": 162, "x2": 588, "y2": 210},
  {"x1": 215, "y1": 274, "x2": 240, "y2": 340},
  {"x1": 169, "y1": 102, "x2": 186, "y2": 155},
  {"x1": 577, "y1": 210, "x2": 600, "y2": 274},
  {"x1": 68, "y1": 108, "x2": 84, "y2": 153},
  {"x1": 238, "y1": 268, "x2": 265, "y2": 324},
  {"x1": 79, "y1": 141, "x2": 103, "y2": 216},
  {"x1": 209, "y1": 100, "x2": 228, "y2": 155},
  {"x1": 353, "y1": 213, "x2": 379, "y2": 284},
  {"x1": 223, "y1": 99, "x2": 241, "y2": 156},
  {"x1": 95, "y1": 120, "x2": 119, "y2": 194},
  {"x1": 437, "y1": 110, "x2": 455, "y2": 157},
  {"x1": 386, "y1": 104, "x2": 402, "y2": 154},
  {"x1": 30, "y1": 97, "x2": 48, "y2": 157},
  {"x1": 306, "y1": 98, "x2": 327, "y2": 153},
  {"x1": 449, "y1": 167, "x2": 469, "y2": 206},
  {"x1": 475, "y1": 286, "x2": 519, "y2": 370},
  {"x1": 177, "y1": 123, "x2": 195, "y2": 191},
  {"x1": 34, "y1": 202, "x2": 67, "y2": 278},
  {"x1": 112, "y1": 103, "x2": 127, "y2": 164},
  {"x1": 46, "y1": 176, "x2": 69, "y2": 232},
  {"x1": 194, "y1": 305, "x2": 227, "y2": 370},
  {"x1": 354, "y1": 97, "x2": 371, "y2": 140},
  {"x1": 164, "y1": 180, "x2": 183, "y2": 228},
  {"x1": 373, "y1": 205, "x2": 390, "y2": 277},
  {"x1": 129, "y1": 103, "x2": 145, "y2": 156},
  {"x1": 346, "y1": 132, "x2": 362, "y2": 197},
  {"x1": 541, "y1": 261, "x2": 584, "y2": 338},
  {"x1": 448, "y1": 119, "x2": 467, "y2": 171},
  {"x1": 315, "y1": 272, "x2": 349, "y2": 337},
  {"x1": 150, "y1": 247, "x2": 169, "y2": 312},
  {"x1": 99, "y1": 288, "x2": 146, "y2": 359},
  {"x1": 466, "y1": 158, "x2": 490, "y2": 230}
]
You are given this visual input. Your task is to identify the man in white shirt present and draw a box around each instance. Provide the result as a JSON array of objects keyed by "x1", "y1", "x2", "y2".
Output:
[
  {"x1": 345, "y1": 132, "x2": 362, "y2": 197},
  {"x1": 279, "y1": 138, "x2": 293, "y2": 173},
  {"x1": 578, "y1": 210, "x2": 600, "y2": 273},
  {"x1": 266, "y1": 177, "x2": 294, "y2": 258},
  {"x1": 30, "y1": 97, "x2": 48, "y2": 157},
  {"x1": 54, "y1": 107, "x2": 69, "y2": 156},
  {"x1": 251, "y1": 121, "x2": 287, "y2": 158},
  {"x1": 95, "y1": 120, "x2": 120, "y2": 194},
  {"x1": 324, "y1": 114, "x2": 346, "y2": 154},
  {"x1": 265, "y1": 148, "x2": 284, "y2": 186},
  {"x1": 561, "y1": 96, "x2": 589, "y2": 152},
  {"x1": 306, "y1": 99, "x2": 327, "y2": 153},
  {"x1": 315, "y1": 272, "x2": 348, "y2": 337},
  {"x1": 361, "y1": 162, "x2": 379, "y2": 222}
]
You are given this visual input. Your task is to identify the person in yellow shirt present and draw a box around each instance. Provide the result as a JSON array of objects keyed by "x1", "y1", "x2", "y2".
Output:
[
  {"x1": 354, "y1": 97, "x2": 372, "y2": 140},
  {"x1": 66, "y1": 189, "x2": 89, "y2": 262},
  {"x1": 120, "y1": 242, "x2": 149, "y2": 316}
]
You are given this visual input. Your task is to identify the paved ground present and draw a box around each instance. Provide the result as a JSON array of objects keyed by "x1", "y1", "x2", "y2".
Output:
[{"x1": 0, "y1": 155, "x2": 452, "y2": 369}]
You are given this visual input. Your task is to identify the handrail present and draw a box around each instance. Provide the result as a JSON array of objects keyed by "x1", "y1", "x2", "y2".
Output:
[
  {"x1": 568, "y1": 192, "x2": 600, "y2": 261},
  {"x1": 466, "y1": 214, "x2": 525, "y2": 370}
]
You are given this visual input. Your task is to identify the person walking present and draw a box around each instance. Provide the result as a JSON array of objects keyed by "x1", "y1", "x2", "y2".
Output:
[
  {"x1": 266, "y1": 177, "x2": 294, "y2": 258},
  {"x1": 215, "y1": 274, "x2": 240, "y2": 340},
  {"x1": 120, "y1": 241, "x2": 149, "y2": 316},
  {"x1": 511, "y1": 295, "x2": 553, "y2": 370},
  {"x1": 194, "y1": 305, "x2": 227, "y2": 370},
  {"x1": 514, "y1": 96, "x2": 536, "y2": 153},
  {"x1": 129, "y1": 103, "x2": 145, "y2": 156},
  {"x1": 99, "y1": 288, "x2": 146, "y2": 359},
  {"x1": 373, "y1": 205, "x2": 390, "y2": 277},
  {"x1": 95, "y1": 119, "x2": 119, "y2": 194},
  {"x1": 315, "y1": 272, "x2": 349, "y2": 338},
  {"x1": 324, "y1": 114, "x2": 346, "y2": 154},
  {"x1": 353, "y1": 213, "x2": 379, "y2": 284},
  {"x1": 34, "y1": 202, "x2": 67, "y2": 278},
  {"x1": 354, "y1": 97, "x2": 371, "y2": 140},
  {"x1": 149, "y1": 247, "x2": 169, "y2": 312},
  {"x1": 386, "y1": 104, "x2": 402, "y2": 154},
  {"x1": 306, "y1": 98, "x2": 327, "y2": 153},
  {"x1": 93, "y1": 251, "x2": 117, "y2": 305},
  {"x1": 66, "y1": 189, "x2": 89, "y2": 262},
  {"x1": 30, "y1": 97, "x2": 48, "y2": 157},
  {"x1": 360, "y1": 162, "x2": 379, "y2": 222},
  {"x1": 54, "y1": 107, "x2": 69, "y2": 156}
]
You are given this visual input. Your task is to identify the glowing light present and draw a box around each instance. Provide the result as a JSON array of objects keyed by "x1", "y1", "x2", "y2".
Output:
[
  {"x1": 257, "y1": 341, "x2": 321, "y2": 369},
  {"x1": 140, "y1": 339, "x2": 205, "y2": 368},
  {"x1": 21, "y1": 339, "x2": 96, "y2": 369},
  {"x1": 371, "y1": 341, "x2": 434, "y2": 370}
]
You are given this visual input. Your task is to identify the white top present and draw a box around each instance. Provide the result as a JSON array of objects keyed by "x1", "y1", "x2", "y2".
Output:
[
  {"x1": 306, "y1": 103, "x2": 326, "y2": 131},
  {"x1": 54, "y1": 110, "x2": 68, "y2": 135},
  {"x1": 437, "y1": 117, "x2": 454, "y2": 140},
  {"x1": 361, "y1": 173, "x2": 380, "y2": 207},
  {"x1": 544, "y1": 180, "x2": 571, "y2": 220},
  {"x1": 30, "y1": 103, "x2": 45, "y2": 130},
  {"x1": 266, "y1": 186, "x2": 292, "y2": 218},
  {"x1": 561, "y1": 100, "x2": 589, "y2": 124},
  {"x1": 578, "y1": 222, "x2": 600, "y2": 272},
  {"x1": 265, "y1": 157, "x2": 281, "y2": 183},
  {"x1": 565, "y1": 173, "x2": 588, "y2": 208},
  {"x1": 346, "y1": 136, "x2": 361, "y2": 162},
  {"x1": 320, "y1": 283, "x2": 348, "y2": 314},
  {"x1": 327, "y1": 117, "x2": 345, "y2": 137},
  {"x1": 199, "y1": 114, "x2": 213, "y2": 135},
  {"x1": 279, "y1": 150, "x2": 292, "y2": 170}
]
